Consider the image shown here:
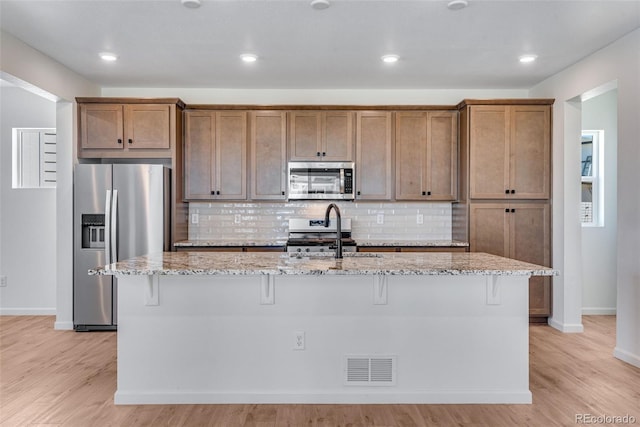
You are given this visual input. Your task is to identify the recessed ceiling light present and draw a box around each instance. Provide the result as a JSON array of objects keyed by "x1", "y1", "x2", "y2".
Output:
[
  {"x1": 310, "y1": 0, "x2": 330, "y2": 10},
  {"x1": 181, "y1": 0, "x2": 201, "y2": 8},
  {"x1": 519, "y1": 54, "x2": 538, "y2": 63},
  {"x1": 240, "y1": 54, "x2": 258, "y2": 63},
  {"x1": 381, "y1": 54, "x2": 399, "y2": 64},
  {"x1": 447, "y1": 0, "x2": 468, "y2": 10},
  {"x1": 99, "y1": 52, "x2": 118, "y2": 62}
]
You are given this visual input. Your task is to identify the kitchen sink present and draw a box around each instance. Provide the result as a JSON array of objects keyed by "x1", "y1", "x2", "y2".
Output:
[{"x1": 286, "y1": 252, "x2": 383, "y2": 260}]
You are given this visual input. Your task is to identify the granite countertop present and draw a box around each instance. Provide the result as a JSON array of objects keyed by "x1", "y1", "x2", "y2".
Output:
[
  {"x1": 90, "y1": 252, "x2": 556, "y2": 277},
  {"x1": 174, "y1": 239, "x2": 468, "y2": 248}
]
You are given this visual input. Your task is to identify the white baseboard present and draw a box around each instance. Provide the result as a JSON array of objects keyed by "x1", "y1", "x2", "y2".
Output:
[
  {"x1": 114, "y1": 390, "x2": 532, "y2": 405},
  {"x1": 582, "y1": 308, "x2": 617, "y2": 315},
  {"x1": 548, "y1": 317, "x2": 584, "y2": 333},
  {"x1": 613, "y1": 347, "x2": 640, "y2": 369},
  {"x1": 0, "y1": 307, "x2": 56, "y2": 315},
  {"x1": 54, "y1": 320, "x2": 74, "y2": 330}
]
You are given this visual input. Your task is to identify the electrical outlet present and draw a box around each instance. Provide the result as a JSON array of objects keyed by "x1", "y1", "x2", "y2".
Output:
[
  {"x1": 190, "y1": 213, "x2": 199, "y2": 224},
  {"x1": 0, "y1": 276, "x2": 7, "y2": 287},
  {"x1": 234, "y1": 214, "x2": 241, "y2": 224},
  {"x1": 293, "y1": 331, "x2": 305, "y2": 350},
  {"x1": 376, "y1": 214, "x2": 384, "y2": 225},
  {"x1": 417, "y1": 214, "x2": 424, "y2": 224}
]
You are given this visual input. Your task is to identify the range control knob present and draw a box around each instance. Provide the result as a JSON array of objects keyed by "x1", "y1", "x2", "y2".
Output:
[
  {"x1": 305, "y1": 248, "x2": 310, "y2": 252},
  {"x1": 296, "y1": 248, "x2": 302, "y2": 252}
]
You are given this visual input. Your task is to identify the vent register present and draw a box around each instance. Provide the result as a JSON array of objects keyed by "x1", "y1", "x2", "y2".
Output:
[{"x1": 344, "y1": 355, "x2": 397, "y2": 386}]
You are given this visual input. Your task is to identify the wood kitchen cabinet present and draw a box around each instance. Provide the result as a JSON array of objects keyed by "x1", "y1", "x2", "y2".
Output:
[
  {"x1": 288, "y1": 111, "x2": 354, "y2": 161},
  {"x1": 469, "y1": 202, "x2": 551, "y2": 317},
  {"x1": 469, "y1": 104, "x2": 550, "y2": 200},
  {"x1": 355, "y1": 111, "x2": 393, "y2": 200},
  {"x1": 184, "y1": 110, "x2": 247, "y2": 200},
  {"x1": 395, "y1": 111, "x2": 458, "y2": 201},
  {"x1": 250, "y1": 111, "x2": 287, "y2": 200},
  {"x1": 77, "y1": 98, "x2": 184, "y2": 158}
]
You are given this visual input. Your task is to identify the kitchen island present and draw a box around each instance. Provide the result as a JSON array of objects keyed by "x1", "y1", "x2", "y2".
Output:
[{"x1": 91, "y1": 252, "x2": 555, "y2": 405}]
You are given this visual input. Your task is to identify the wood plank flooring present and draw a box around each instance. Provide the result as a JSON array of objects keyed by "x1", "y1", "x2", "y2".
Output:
[{"x1": 1, "y1": 316, "x2": 638, "y2": 426}]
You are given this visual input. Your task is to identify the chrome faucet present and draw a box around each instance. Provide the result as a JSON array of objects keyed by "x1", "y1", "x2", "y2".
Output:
[{"x1": 324, "y1": 203, "x2": 343, "y2": 259}]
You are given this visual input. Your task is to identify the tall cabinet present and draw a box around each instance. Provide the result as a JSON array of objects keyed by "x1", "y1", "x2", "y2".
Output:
[{"x1": 455, "y1": 99, "x2": 554, "y2": 320}]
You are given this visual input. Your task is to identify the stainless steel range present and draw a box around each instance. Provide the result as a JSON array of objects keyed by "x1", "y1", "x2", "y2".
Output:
[{"x1": 286, "y1": 218, "x2": 357, "y2": 254}]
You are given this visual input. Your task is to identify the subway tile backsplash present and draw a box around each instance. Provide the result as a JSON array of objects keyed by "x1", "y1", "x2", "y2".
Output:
[{"x1": 188, "y1": 201, "x2": 452, "y2": 242}]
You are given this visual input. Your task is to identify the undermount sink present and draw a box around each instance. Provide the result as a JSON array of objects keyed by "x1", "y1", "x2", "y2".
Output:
[{"x1": 286, "y1": 252, "x2": 383, "y2": 260}]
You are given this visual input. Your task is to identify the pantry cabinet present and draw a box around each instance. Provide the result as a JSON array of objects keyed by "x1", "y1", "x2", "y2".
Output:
[
  {"x1": 395, "y1": 111, "x2": 457, "y2": 201},
  {"x1": 184, "y1": 110, "x2": 247, "y2": 200},
  {"x1": 469, "y1": 202, "x2": 551, "y2": 316},
  {"x1": 469, "y1": 104, "x2": 550, "y2": 200},
  {"x1": 77, "y1": 98, "x2": 184, "y2": 158},
  {"x1": 250, "y1": 111, "x2": 287, "y2": 200},
  {"x1": 355, "y1": 111, "x2": 393, "y2": 200},
  {"x1": 288, "y1": 111, "x2": 354, "y2": 161}
]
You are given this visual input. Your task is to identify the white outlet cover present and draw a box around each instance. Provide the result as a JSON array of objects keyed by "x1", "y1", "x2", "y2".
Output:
[
  {"x1": 191, "y1": 213, "x2": 199, "y2": 224},
  {"x1": 377, "y1": 214, "x2": 384, "y2": 224},
  {"x1": 293, "y1": 330, "x2": 305, "y2": 350}
]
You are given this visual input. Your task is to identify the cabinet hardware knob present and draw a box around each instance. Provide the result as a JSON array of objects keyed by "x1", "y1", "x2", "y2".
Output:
[
  {"x1": 511, "y1": 208, "x2": 516, "y2": 213},
  {"x1": 117, "y1": 139, "x2": 122, "y2": 144},
  {"x1": 505, "y1": 208, "x2": 509, "y2": 213},
  {"x1": 322, "y1": 152, "x2": 326, "y2": 156},
  {"x1": 211, "y1": 191, "x2": 215, "y2": 195},
  {"x1": 281, "y1": 191, "x2": 285, "y2": 196},
  {"x1": 128, "y1": 139, "x2": 132, "y2": 144},
  {"x1": 316, "y1": 152, "x2": 321, "y2": 157},
  {"x1": 422, "y1": 191, "x2": 426, "y2": 196},
  {"x1": 427, "y1": 191, "x2": 432, "y2": 196},
  {"x1": 505, "y1": 189, "x2": 510, "y2": 194},
  {"x1": 511, "y1": 189, "x2": 516, "y2": 194}
]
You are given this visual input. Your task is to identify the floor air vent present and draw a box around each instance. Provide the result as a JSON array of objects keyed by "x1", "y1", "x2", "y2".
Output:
[{"x1": 344, "y1": 355, "x2": 396, "y2": 386}]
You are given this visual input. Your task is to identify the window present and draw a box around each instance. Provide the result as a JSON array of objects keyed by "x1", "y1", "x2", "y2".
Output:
[
  {"x1": 580, "y1": 130, "x2": 603, "y2": 226},
  {"x1": 12, "y1": 128, "x2": 57, "y2": 188}
]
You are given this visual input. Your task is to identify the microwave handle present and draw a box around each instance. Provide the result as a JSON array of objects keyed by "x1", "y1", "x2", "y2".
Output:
[{"x1": 340, "y1": 169, "x2": 345, "y2": 194}]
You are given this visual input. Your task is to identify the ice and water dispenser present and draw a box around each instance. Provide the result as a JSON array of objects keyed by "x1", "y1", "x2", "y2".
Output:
[{"x1": 81, "y1": 214, "x2": 105, "y2": 249}]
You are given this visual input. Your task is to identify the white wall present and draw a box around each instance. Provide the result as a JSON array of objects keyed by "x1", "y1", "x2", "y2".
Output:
[
  {"x1": 0, "y1": 30, "x2": 100, "y2": 328},
  {"x1": 581, "y1": 89, "x2": 618, "y2": 315},
  {"x1": 0, "y1": 87, "x2": 56, "y2": 313},
  {"x1": 530, "y1": 29, "x2": 640, "y2": 367}
]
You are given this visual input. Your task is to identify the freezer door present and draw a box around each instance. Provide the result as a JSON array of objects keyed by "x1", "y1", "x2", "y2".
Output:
[
  {"x1": 113, "y1": 164, "x2": 168, "y2": 261},
  {"x1": 73, "y1": 164, "x2": 114, "y2": 327}
]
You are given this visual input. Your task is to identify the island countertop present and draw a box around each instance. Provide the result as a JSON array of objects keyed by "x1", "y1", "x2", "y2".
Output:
[{"x1": 89, "y1": 251, "x2": 556, "y2": 277}]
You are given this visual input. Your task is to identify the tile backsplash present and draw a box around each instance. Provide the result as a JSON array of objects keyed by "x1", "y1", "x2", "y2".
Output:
[{"x1": 188, "y1": 201, "x2": 452, "y2": 242}]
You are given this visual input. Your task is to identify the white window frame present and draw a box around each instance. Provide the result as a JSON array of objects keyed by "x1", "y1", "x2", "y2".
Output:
[{"x1": 581, "y1": 130, "x2": 604, "y2": 227}]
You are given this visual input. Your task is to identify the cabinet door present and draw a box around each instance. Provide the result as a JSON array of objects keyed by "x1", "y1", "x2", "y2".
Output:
[
  {"x1": 289, "y1": 112, "x2": 322, "y2": 160},
  {"x1": 427, "y1": 111, "x2": 457, "y2": 200},
  {"x1": 216, "y1": 112, "x2": 247, "y2": 200},
  {"x1": 469, "y1": 106, "x2": 509, "y2": 199},
  {"x1": 510, "y1": 203, "x2": 551, "y2": 316},
  {"x1": 184, "y1": 111, "x2": 215, "y2": 199},
  {"x1": 469, "y1": 203, "x2": 509, "y2": 257},
  {"x1": 395, "y1": 112, "x2": 427, "y2": 200},
  {"x1": 356, "y1": 112, "x2": 392, "y2": 200},
  {"x1": 124, "y1": 104, "x2": 171, "y2": 149},
  {"x1": 250, "y1": 111, "x2": 287, "y2": 200},
  {"x1": 80, "y1": 104, "x2": 124, "y2": 150},
  {"x1": 510, "y1": 105, "x2": 551, "y2": 199},
  {"x1": 322, "y1": 111, "x2": 354, "y2": 161}
]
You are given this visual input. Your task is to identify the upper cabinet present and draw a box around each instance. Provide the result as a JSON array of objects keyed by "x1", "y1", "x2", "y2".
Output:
[
  {"x1": 468, "y1": 104, "x2": 550, "y2": 199},
  {"x1": 288, "y1": 111, "x2": 354, "y2": 161},
  {"x1": 77, "y1": 98, "x2": 184, "y2": 158},
  {"x1": 395, "y1": 111, "x2": 458, "y2": 201},
  {"x1": 355, "y1": 111, "x2": 393, "y2": 200},
  {"x1": 250, "y1": 111, "x2": 287, "y2": 200},
  {"x1": 184, "y1": 110, "x2": 247, "y2": 200}
]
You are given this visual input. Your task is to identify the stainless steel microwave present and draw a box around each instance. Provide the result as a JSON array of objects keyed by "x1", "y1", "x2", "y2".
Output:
[{"x1": 287, "y1": 162, "x2": 355, "y2": 200}]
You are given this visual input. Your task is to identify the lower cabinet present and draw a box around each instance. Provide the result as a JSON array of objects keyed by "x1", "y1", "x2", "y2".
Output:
[
  {"x1": 469, "y1": 202, "x2": 551, "y2": 318},
  {"x1": 358, "y1": 246, "x2": 468, "y2": 253}
]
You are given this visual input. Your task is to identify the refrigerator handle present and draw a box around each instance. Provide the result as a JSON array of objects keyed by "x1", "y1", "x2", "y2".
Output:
[
  {"x1": 105, "y1": 190, "x2": 112, "y2": 265},
  {"x1": 111, "y1": 190, "x2": 118, "y2": 263}
]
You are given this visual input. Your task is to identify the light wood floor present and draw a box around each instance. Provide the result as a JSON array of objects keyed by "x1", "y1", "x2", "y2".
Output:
[{"x1": 1, "y1": 316, "x2": 638, "y2": 426}]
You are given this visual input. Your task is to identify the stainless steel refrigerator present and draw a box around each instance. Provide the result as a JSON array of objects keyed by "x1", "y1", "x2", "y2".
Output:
[{"x1": 73, "y1": 164, "x2": 170, "y2": 331}]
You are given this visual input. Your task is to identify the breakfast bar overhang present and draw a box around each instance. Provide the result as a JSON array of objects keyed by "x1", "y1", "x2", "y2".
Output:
[{"x1": 90, "y1": 252, "x2": 556, "y2": 405}]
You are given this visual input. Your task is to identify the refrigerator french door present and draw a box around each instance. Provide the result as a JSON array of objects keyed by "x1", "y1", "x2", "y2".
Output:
[{"x1": 73, "y1": 164, "x2": 170, "y2": 331}]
